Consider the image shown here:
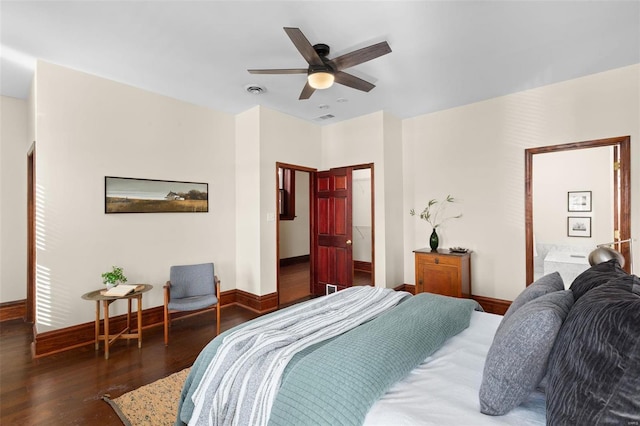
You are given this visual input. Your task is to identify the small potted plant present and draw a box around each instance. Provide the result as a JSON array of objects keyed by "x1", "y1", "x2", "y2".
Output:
[{"x1": 102, "y1": 266, "x2": 128, "y2": 289}]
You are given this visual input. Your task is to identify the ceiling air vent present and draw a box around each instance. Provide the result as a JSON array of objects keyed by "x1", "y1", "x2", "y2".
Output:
[
  {"x1": 315, "y1": 114, "x2": 335, "y2": 121},
  {"x1": 244, "y1": 84, "x2": 266, "y2": 95}
]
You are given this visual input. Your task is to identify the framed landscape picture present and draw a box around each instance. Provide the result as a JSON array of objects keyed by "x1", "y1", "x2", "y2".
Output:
[
  {"x1": 567, "y1": 216, "x2": 591, "y2": 238},
  {"x1": 568, "y1": 190, "x2": 592, "y2": 212},
  {"x1": 105, "y1": 176, "x2": 208, "y2": 213}
]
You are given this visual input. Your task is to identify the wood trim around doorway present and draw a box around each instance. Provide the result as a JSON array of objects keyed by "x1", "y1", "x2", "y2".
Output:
[{"x1": 524, "y1": 136, "x2": 631, "y2": 284}]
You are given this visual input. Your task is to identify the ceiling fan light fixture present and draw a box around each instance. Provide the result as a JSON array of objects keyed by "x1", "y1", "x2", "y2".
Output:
[{"x1": 308, "y1": 71, "x2": 334, "y2": 89}]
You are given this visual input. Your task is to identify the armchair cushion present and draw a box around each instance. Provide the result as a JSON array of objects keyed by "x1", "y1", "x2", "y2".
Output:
[
  {"x1": 169, "y1": 263, "x2": 215, "y2": 300},
  {"x1": 168, "y1": 294, "x2": 218, "y2": 311}
]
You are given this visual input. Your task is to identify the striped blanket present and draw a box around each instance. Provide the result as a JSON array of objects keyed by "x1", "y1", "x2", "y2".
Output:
[{"x1": 187, "y1": 286, "x2": 411, "y2": 426}]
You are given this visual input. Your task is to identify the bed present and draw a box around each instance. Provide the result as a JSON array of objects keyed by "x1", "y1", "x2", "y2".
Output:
[{"x1": 176, "y1": 259, "x2": 640, "y2": 426}]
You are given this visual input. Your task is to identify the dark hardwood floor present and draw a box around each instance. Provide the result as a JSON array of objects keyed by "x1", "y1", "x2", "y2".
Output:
[
  {"x1": 0, "y1": 306, "x2": 259, "y2": 425},
  {"x1": 1, "y1": 263, "x2": 373, "y2": 425},
  {"x1": 278, "y1": 260, "x2": 372, "y2": 306}
]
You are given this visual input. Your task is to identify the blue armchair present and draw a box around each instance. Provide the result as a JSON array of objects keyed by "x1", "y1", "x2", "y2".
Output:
[{"x1": 163, "y1": 262, "x2": 220, "y2": 345}]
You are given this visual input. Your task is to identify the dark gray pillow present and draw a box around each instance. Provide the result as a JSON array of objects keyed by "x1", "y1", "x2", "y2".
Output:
[
  {"x1": 546, "y1": 275, "x2": 640, "y2": 425},
  {"x1": 569, "y1": 258, "x2": 627, "y2": 301},
  {"x1": 500, "y1": 272, "x2": 564, "y2": 328},
  {"x1": 479, "y1": 290, "x2": 574, "y2": 416}
]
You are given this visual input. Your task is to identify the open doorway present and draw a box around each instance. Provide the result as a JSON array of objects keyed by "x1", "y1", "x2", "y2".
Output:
[
  {"x1": 352, "y1": 166, "x2": 374, "y2": 286},
  {"x1": 525, "y1": 136, "x2": 631, "y2": 285},
  {"x1": 276, "y1": 162, "x2": 376, "y2": 305},
  {"x1": 276, "y1": 163, "x2": 315, "y2": 307}
]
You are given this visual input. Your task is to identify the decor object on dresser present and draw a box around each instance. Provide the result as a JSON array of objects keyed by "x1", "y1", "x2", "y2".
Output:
[
  {"x1": 105, "y1": 176, "x2": 208, "y2": 213},
  {"x1": 101, "y1": 265, "x2": 127, "y2": 290},
  {"x1": 410, "y1": 195, "x2": 462, "y2": 251},
  {"x1": 414, "y1": 248, "x2": 471, "y2": 298},
  {"x1": 164, "y1": 263, "x2": 220, "y2": 346}
]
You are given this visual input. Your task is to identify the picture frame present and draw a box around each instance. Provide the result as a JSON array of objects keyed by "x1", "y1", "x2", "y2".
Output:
[
  {"x1": 567, "y1": 216, "x2": 591, "y2": 238},
  {"x1": 105, "y1": 176, "x2": 208, "y2": 213},
  {"x1": 567, "y1": 190, "x2": 592, "y2": 212}
]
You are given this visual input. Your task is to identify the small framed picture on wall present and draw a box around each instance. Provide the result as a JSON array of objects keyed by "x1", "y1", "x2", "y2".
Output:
[
  {"x1": 568, "y1": 191, "x2": 592, "y2": 212},
  {"x1": 567, "y1": 216, "x2": 591, "y2": 238}
]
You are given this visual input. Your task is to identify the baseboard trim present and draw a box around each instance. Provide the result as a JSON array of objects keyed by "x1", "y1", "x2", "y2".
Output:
[
  {"x1": 394, "y1": 285, "x2": 510, "y2": 315},
  {"x1": 471, "y1": 295, "x2": 511, "y2": 316},
  {"x1": 279, "y1": 255, "x2": 310, "y2": 267},
  {"x1": 234, "y1": 289, "x2": 278, "y2": 314},
  {"x1": 31, "y1": 289, "x2": 279, "y2": 358},
  {"x1": 354, "y1": 260, "x2": 372, "y2": 272},
  {"x1": 394, "y1": 284, "x2": 415, "y2": 294},
  {"x1": 0, "y1": 299, "x2": 26, "y2": 322}
]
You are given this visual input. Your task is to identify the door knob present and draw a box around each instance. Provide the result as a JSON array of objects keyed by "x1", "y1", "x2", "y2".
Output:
[{"x1": 346, "y1": 240, "x2": 352, "y2": 245}]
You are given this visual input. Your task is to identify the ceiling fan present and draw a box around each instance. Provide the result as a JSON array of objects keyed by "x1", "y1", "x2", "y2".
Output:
[{"x1": 248, "y1": 27, "x2": 392, "y2": 100}]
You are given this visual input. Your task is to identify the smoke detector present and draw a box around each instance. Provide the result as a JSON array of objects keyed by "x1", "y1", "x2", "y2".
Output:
[{"x1": 244, "y1": 84, "x2": 266, "y2": 95}]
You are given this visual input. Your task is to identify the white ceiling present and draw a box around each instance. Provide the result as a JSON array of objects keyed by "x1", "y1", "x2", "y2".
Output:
[{"x1": 2, "y1": 1, "x2": 639, "y2": 124}]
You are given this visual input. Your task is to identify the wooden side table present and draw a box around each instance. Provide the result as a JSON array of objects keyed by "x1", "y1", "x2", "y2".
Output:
[
  {"x1": 414, "y1": 248, "x2": 471, "y2": 298},
  {"x1": 81, "y1": 284, "x2": 153, "y2": 359}
]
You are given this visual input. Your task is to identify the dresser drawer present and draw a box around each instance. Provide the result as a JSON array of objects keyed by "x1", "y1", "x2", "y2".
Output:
[{"x1": 416, "y1": 253, "x2": 461, "y2": 267}]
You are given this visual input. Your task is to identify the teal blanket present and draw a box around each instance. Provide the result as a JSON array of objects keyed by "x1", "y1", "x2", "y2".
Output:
[{"x1": 177, "y1": 292, "x2": 480, "y2": 425}]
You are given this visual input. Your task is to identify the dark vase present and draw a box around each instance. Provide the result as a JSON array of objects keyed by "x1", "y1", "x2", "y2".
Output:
[{"x1": 429, "y1": 228, "x2": 439, "y2": 251}]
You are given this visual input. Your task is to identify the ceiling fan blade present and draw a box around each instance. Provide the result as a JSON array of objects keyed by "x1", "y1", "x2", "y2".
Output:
[
  {"x1": 284, "y1": 27, "x2": 324, "y2": 66},
  {"x1": 334, "y1": 71, "x2": 375, "y2": 92},
  {"x1": 299, "y1": 81, "x2": 315, "y2": 100},
  {"x1": 248, "y1": 68, "x2": 308, "y2": 74},
  {"x1": 328, "y1": 41, "x2": 392, "y2": 71}
]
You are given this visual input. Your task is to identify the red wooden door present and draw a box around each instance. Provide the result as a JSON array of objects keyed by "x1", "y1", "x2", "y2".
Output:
[{"x1": 313, "y1": 167, "x2": 353, "y2": 296}]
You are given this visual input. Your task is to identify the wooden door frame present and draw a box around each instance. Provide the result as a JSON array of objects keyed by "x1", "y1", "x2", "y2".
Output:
[
  {"x1": 525, "y1": 136, "x2": 631, "y2": 284},
  {"x1": 27, "y1": 143, "x2": 35, "y2": 323},
  {"x1": 275, "y1": 161, "x2": 376, "y2": 302}
]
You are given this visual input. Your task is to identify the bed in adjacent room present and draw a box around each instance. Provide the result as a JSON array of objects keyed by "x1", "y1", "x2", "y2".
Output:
[{"x1": 175, "y1": 258, "x2": 639, "y2": 426}]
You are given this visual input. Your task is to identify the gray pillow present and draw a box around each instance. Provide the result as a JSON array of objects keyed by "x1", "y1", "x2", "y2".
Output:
[
  {"x1": 479, "y1": 289, "x2": 574, "y2": 416},
  {"x1": 546, "y1": 276, "x2": 640, "y2": 425},
  {"x1": 500, "y1": 272, "x2": 564, "y2": 328}
]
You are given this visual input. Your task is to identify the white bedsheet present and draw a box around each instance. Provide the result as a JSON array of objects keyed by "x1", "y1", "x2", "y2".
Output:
[{"x1": 364, "y1": 310, "x2": 546, "y2": 425}]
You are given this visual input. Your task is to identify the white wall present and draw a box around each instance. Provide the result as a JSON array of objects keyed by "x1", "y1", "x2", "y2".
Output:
[
  {"x1": 0, "y1": 96, "x2": 29, "y2": 302},
  {"x1": 382, "y1": 113, "x2": 404, "y2": 287},
  {"x1": 533, "y1": 147, "x2": 613, "y2": 247},
  {"x1": 321, "y1": 111, "x2": 405, "y2": 289},
  {"x1": 352, "y1": 169, "x2": 372, "y2": 262},
  {"x1": 235, "y1": 107, "x2": 261, "y2": 295},
  {"x1": 279, "y1": 170, "x2": 310, "y2": 259},
  {"x1": 33, "y1": 61, "x2": 236, "y2": 331},
  {"x1": 257, "y1": 107, "x2": 322, "y2": 295},
  {"x1": 403, "y1": 64, "x2": 640, "y2": 301}
]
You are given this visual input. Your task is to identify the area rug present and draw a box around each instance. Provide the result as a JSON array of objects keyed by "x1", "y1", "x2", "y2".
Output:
[{"x1": 103, "y1": 367, "x2": 190, "y2": 426}]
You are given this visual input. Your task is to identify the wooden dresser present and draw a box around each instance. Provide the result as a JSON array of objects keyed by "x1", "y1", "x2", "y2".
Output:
[{"x1": 414, "y1": 248, "x2": 471, "y2": 298}]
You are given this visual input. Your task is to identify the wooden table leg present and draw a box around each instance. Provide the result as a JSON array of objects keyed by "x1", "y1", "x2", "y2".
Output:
[
  {"x1": 94, "y1": 301, "x2": 100, "y2": 350},
  {"x1": 127, "y1": 298, "x2": 132, "y2": 331},
  {"x1": 137, "y1": 295, "x2": 142, "y2": 348},
  {"x1": 103, "y1": 300, "x2": 110, "y2": 360}
]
